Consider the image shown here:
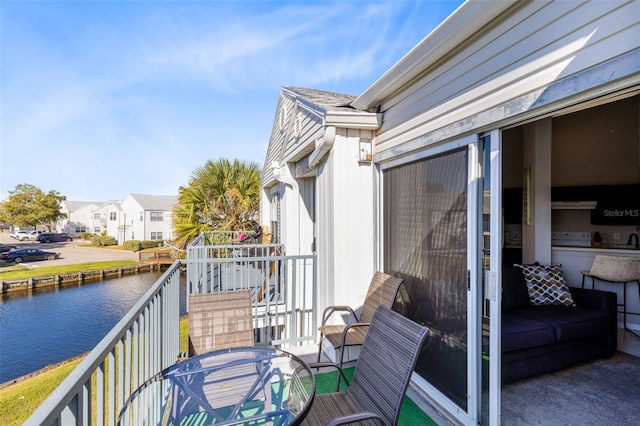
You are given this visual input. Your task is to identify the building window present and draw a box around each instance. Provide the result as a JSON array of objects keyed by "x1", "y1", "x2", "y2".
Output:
[
  {"x1": 150, "y1": 232, "x2": 163, "y2": 240},
  {"x1": 94, "y1": 227, "x2": 100, "y2": 233},
  {"x1": 140, "y1": 212, "x2": 144, "y2": 221},
  {"x1": 150, "y1": 211, "x2": 163, "y2": 222},
  {"x1": 109, "y1": 212, "x2": 116, "y2": 221},
  {"x1": 93, "y1": 213, "x2": 101, "y2": 219},
  {"x1": 75, "y1": 227, "x2": 86, "y2": 233}
]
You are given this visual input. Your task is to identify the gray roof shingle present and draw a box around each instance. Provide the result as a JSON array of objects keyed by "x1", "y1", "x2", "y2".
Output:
[{"x1": 128, "y1": 194, "x2": 178, "y2": 211}]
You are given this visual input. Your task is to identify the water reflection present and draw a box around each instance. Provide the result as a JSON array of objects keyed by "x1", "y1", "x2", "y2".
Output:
[{"x1": 0, "y1": 272, "x2": 186, "y2": 383}]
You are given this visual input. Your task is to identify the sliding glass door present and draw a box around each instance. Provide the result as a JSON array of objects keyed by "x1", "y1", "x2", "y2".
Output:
[{"x1": 382, "y1": 136, "x2": 486, "y2": 424}]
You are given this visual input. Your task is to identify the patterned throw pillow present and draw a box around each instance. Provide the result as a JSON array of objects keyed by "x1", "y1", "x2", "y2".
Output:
[{"x1": 514, "y1": 263, "x2": 575, "y2": 306}]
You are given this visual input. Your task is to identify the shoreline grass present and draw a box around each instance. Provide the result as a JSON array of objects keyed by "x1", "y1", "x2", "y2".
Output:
[{"x1": 0, "y1": 260, "x2": 142, "y2": 281}]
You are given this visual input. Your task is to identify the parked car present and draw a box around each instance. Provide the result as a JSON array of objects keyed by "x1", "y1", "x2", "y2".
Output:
[
  {"x1": 37, "y1": 233, "x2": 73, "y2": 243},
  {"x1": 10, "y1": 230, "x2": 45, "y2": 241},
  {"x1": 0, "y1": 243, "x2": 18, "y2": 253},
  {"x1": 0, "y1": 248, "x2": 60, "y2": 263},
  {"x1": 10, "y1": 230, "x2": 27, "y2": 239}
]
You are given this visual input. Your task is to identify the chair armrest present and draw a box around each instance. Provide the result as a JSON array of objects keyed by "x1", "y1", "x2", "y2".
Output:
[
  {"x1": 307, "y1": 361, "x2": 339, "y2": 370},
  {"x1": 340, "y1": 322, "x2": 370, "y2": 340},
  {"x1": 324, "y1": 412, "x2": 385, "y2": 426},
  {"x1": 321, "y1": 305, "x2": 359, "y2": 326}
]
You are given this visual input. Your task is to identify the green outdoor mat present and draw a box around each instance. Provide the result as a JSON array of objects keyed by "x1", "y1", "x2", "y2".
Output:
[
  {"x1": 314, "y1": 367, "x2": 437, "y2": 426},
  {"x1": 176, "y1": 367, "x2": 437, "y2": 425}
]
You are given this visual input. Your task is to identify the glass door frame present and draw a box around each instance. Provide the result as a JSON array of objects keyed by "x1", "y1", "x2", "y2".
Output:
[
  {"x1": 378, "y1": 134, "x2": 484, "y2": 426},
  {"x1": 485, "y1": 129, "x2": 502, "y2": 426}
]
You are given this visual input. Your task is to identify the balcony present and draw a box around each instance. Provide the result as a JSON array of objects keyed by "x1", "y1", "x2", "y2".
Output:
[
  {"x1": 24, "y1": 231, "x2": 636, "y2": 424},
  {"x1": 26, "y1": 233, "x2": 319, "y2": 425}
]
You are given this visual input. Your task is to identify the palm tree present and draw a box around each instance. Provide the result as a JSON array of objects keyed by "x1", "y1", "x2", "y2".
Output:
[{"x1": 172, "y1": 158, "x2": 261, "y2": 249}]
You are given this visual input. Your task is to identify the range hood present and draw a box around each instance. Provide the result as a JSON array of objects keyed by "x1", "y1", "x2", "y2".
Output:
[{"x1": 551, "y1": 201, "x2": 597, "y2": 210}]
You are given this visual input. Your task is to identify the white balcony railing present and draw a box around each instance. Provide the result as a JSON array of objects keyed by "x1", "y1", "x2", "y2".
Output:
[
  {"x1": 26, "y1": 237, "x2": 317, "y2": 426},
  {"x1": 186, "y1": 235, "x2": 317, "y2": 347}
]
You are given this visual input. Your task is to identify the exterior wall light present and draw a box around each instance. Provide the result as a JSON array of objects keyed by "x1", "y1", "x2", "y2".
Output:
[{"x1": 359, "y1": 138, "x2": 372, "y2": 162}]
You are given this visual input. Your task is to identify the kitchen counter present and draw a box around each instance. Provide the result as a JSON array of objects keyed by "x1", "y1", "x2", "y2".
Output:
[{"x1": 552, "y1": 245, "x2": 640, "y2": 253}]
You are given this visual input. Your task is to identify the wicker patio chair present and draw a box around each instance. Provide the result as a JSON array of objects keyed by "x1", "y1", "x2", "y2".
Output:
[
  {"x1": 317, "y1": 272, "x2": 404, "y2": 387},
  {"x1": 303, "y1": 305, "x2": 429, "y2": 426},
  {"x1": 188, "y1": 289, "x2": 254, "y2": 356}
]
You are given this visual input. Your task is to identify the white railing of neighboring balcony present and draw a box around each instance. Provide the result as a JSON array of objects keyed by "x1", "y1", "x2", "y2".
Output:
[{"x1": 185, "y1": 238, "x2": 317, "y2": 348}]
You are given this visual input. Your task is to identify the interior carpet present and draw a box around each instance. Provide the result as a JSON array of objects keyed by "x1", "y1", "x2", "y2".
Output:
[{"x1": 501, "y1": 351, "x2": 640, "y2": 425}]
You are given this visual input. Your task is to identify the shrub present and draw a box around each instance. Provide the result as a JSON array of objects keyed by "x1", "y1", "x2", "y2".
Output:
[
  {"x1": 91, "y1": 236, "x2": 117, "y2": 246},
  {"x1": 80, "y1": 232, "x2": 93, "y2": 240},
  {"x1": 122, "y1": 240, "x2": 163, "y2": 251},
  {"x1": 141, "y1": 240, "x2": 164, "y2": 249},
  {"x1": 123, "y1": 240, "x2": 143, "y2": 251}
]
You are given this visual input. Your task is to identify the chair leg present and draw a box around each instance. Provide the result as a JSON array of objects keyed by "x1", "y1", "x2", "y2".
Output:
[
  {"x1": 336, "y1": 345, "x2": 346, "y2": 392},
  {"x1": 624, "y1": 280, "x2": 640, "y2": 340},
  {"x1": 317, "y1": 332, "x2": 325, "y2": 363}
]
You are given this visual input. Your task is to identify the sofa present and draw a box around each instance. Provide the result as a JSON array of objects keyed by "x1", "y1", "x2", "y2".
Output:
[{"x1": 501, "y1": 265, "x2": 617, "y2": 383}]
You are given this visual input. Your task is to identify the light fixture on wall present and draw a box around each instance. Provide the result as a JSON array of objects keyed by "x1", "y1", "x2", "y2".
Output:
[
  {"x1": 523, "y1": 166, "x2": 531, "y2": 225},
  {"x1": 271, "y1": 161, "x2": 280, "y2": 177},
  {"x1": 359, "y1": 138, "x2": 372, "y2": 162}
]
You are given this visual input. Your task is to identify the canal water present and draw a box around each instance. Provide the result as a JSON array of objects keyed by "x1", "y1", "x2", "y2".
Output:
[{"x1": 0, "y1": 272, "x2": 186, "y2": 384}]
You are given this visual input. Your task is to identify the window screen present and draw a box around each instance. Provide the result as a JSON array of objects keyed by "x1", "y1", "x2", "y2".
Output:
[{"x1": 384, "y1": 147, "x2": 468, "y2": 410}]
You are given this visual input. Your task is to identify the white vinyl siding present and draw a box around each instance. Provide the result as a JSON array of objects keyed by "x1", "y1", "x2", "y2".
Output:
[
  {"x1": 262, "y1": 96, "x2": 295, "y2": 185},
  {"x1": 374, "y1": 0, "x2": 639, "y2": 156},
  {"x1": 283, "y1": 107, "x2": 323, "y2": 162},
  {"x1": 316, "y1": 128, "x2": 376, "y2": 329}
]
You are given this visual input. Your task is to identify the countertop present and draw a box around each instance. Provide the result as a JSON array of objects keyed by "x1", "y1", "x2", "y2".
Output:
[{"x1": 552, "y1": 245, "x2": 640, "y2": 254}]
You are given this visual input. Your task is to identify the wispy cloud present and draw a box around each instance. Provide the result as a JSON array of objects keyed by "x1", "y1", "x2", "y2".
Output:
[{"x1": 1, "y1": 0, "x2": 461, "y2": 200}]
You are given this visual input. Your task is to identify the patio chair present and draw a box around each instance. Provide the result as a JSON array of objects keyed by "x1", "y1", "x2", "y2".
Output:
[
  {"x1": 303, "y1": 305, "x2": 429, "y2": 426},
  {"x1": 188, "y1": 289, "x2": 254, "y2": 356},
  {"x1": 316, "y1": 272, "x2": 404, "y2": 384}
]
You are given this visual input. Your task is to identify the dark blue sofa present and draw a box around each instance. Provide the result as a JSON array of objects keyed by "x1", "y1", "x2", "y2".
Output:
[{"x1": 501, "y1": 266, "x2": 617, "y2": 383}]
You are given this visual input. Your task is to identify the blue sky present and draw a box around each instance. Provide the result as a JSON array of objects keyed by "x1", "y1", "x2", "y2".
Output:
[{"x1": 1, "y1": 0, "x2": 463, "y2": 202}]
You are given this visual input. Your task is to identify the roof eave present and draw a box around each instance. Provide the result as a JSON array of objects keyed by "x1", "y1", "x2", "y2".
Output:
[
  {"x1": 323, "y1": 111, "x2": 382, "y2": 130},
  {"x1": 352, "y1": 0, "x2": 518, "y2": 111}
]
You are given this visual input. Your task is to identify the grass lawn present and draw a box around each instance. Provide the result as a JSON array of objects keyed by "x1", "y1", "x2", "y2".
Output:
[
  {"x1": 0, "y1": 358, "x2": 83, "y2": 426},
  {"x1": 0, "y1": 260, "x2": 142, "y2": 281}
]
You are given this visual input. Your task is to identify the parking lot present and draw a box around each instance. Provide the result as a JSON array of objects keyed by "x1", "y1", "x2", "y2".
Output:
[{"x1": 0, "y1": 231, "x2": 139, "y2": 267}]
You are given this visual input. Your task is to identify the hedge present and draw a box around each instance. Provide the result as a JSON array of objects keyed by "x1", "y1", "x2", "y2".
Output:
[
  {"x1": 123, "y1": 240, "x2": 164, "y2": 252},
  {"x1": 90, "y1": 236, "x2": 117, "y2": 246}
]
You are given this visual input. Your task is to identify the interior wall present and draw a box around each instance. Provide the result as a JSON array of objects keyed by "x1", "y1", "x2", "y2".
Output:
[
  {"x1": 502, "y1": 127, "x2": 523, "y2": 188},
  {"x1": 552, "y1": 96, "x2": 639, "y2": 186},
  {"x1": 502, "y1": 95, "x2": 640, "y2": 246}
]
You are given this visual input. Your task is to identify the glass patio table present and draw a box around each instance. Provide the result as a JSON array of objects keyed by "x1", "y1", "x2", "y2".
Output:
[{"x1": 118, "y1": 347, "x2": 315, "y2": 426}]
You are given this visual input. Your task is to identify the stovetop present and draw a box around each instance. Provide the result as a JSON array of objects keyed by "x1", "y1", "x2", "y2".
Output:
[{"x1": 551, "y1": 231, "x2": 592, "y2": 247}]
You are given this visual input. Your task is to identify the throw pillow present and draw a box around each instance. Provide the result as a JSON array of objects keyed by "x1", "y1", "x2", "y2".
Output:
[{"x1": 514, "y1": 263, "x2": 575, "y2": 306}]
